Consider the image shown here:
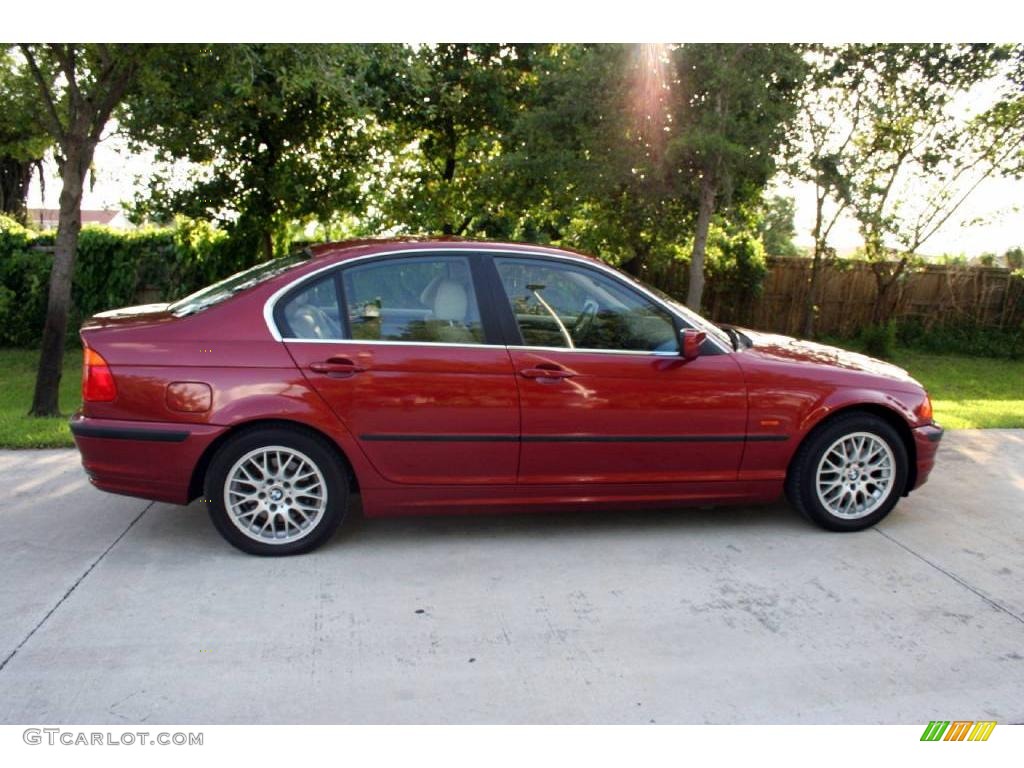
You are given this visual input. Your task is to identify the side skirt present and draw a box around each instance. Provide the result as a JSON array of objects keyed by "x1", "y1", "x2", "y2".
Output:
[{"x1": 360, "y1": 480, "x2": 783, "y2": 518}]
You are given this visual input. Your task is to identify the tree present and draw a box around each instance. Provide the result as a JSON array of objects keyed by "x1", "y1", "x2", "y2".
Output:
[
  {"x1": 1001, "y1": 44, "x2": 1024, "y2": 178},
  {"x1": 359, "y1": 43, "x2": 546, "y2": 238},
  {"x1": 757, "y1": 194, "x2": 800, "y2": 257},
  {"x1": 841, "y1": 44, "x2": 1020, "y2": 325},
  {"x1": 785, "y1": 45, "x2": 874, "y2": 338},
  {"x1": 122, "y1": 44, "x2": 383, "y2": 261},
  {"x1": 0, "y1": 48, "x2": 52, "y2": 222},
  {"x1": 669, "y1": 44, "x2": 807, "y2": 310},
  {"x1": 501, "y1": 44, "x2": 688, "y2": 275},
  {"x1": 19, "y1": 44, "x2": 148, "y2": 417}
]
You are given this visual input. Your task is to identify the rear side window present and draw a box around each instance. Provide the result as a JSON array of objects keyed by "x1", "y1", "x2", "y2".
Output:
[
  {"x1": 278, "y1": 275, "x2": 343, "y2": 340},
  {"x1": 340, "y1": 256, "x2": 485, "y2": 345},
  {"x1": 170, "y1": 251, "x2": 311, "y2": 317}
]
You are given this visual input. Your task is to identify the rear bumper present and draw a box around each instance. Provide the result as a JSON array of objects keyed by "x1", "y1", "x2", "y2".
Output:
[
  {"x1": 70, "y1": 414, "x2": 226, "y2": 504},
  {"x1": 911, "y1": 422, "x2": 944, "y2": 491}
]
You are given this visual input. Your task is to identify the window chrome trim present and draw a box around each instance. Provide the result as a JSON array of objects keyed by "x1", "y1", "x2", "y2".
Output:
[
  {"x1": 506, "y1": 344, "x2": 680, "y2": 358},
  {"x1": 263, "y1": 246, "x2": 732, "y2": 355},
  {"x1": 279, "y1": 338, "x2": 679, "y2": 357},
  {"x1": 279, "y1": 337, "x2": 496, "y2": 349}
]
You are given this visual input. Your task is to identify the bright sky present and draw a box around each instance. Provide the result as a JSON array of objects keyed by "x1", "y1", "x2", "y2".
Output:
[
  {"x1": 781, "y1": 72, "x2": 1024, "y2": 259},
  {"x1": 781, "y1": 175, "x2": 1024, "y2": 258}
]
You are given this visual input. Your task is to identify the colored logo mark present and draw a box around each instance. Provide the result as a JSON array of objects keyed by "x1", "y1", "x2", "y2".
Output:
[{"x1": 920, "y1": 721, "x2": 996, "y2": 741}]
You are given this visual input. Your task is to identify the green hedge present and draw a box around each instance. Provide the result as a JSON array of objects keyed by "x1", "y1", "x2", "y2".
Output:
[
  {"x1": 892, "y1": 317, "x2": 1024, "y2": 360},
  {"x1": 4, "y1": 213, "x2": 1020, "y2": 360},
  {"x1": 0, "y1": 216, "x2": 246, "y2": 348}
]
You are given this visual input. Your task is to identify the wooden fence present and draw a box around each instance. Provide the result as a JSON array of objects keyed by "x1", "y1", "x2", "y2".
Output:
[{"x1": 649, "y1": 257, "x2": 1024, "y2": 337}]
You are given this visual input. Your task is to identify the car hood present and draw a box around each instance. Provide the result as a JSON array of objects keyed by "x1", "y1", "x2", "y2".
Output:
[{"x1": 735, "y1": 328, "x2": 921, "y2": 389}]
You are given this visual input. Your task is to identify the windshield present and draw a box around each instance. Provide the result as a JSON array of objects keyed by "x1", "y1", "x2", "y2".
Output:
[
  {"x1": 169, "y1": 251, "x2": 312, "y2": 317},
  {"x1": 629, "y1": 276, "x2": 734, "y2": 348}
]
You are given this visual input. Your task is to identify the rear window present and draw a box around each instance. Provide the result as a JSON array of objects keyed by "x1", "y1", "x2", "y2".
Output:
[{"x1": 169, "y1": 251, "x2": 312, "y2": 317}]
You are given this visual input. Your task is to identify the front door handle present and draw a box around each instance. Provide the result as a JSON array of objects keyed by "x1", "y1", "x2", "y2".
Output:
[
  {"x1": 519, "y1": 364, "x2": 575, "y2": 380},
  {"x1": 309, "y1": 357, "x2": 365, "y2": 378}
]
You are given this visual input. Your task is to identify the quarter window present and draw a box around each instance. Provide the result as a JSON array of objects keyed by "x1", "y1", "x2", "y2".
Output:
[
  {"x1": 341, "y1": 256, "x2": 486, "y2": 344},
  {"x1": 279, "y1": 275, "x2": 343, "y2": 340},
  {"x1": 494, "y1": 258, "x2": 678, "y2": 353}
]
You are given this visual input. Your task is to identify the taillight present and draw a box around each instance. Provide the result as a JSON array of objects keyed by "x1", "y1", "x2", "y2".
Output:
[
  {"x1": 82, "y1": 347, "x2": 117, "y2": 402},
  {"x1": 916, "y1": 394, "x2": 933, "y2": 423}
]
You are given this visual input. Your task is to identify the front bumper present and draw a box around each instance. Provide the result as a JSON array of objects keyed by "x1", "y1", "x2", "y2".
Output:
[
  {"x1": 70, "y1": 414, "x2": 226, "y2": 504},
  {"x1": 910, "y1": 422, "x2": 944, "y2": 490}
]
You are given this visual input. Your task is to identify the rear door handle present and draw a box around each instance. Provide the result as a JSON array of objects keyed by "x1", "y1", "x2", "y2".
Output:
[
  {"x1": 309, "y1": 357, "x2": 365, "y2": 377},
  {"x1": 519, "y1": 365, "x2": 575, "y2": 380}
]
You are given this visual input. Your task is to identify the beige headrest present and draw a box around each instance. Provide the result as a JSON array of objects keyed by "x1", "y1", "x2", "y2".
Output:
[
  {"x1": 420, "y1": 275, "x2": 444, "y2": 306},
  {"x1": 433, "y1": 280, "x2": 468, "y2": 322}
]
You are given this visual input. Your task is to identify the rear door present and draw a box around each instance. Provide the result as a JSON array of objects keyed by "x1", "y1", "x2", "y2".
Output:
[
  {"x1": 489, "y1": 255, "x2": 748, "y2": 485},
  {"x1": 279, "y1": 252, "x2": 520, "y2": 485}
]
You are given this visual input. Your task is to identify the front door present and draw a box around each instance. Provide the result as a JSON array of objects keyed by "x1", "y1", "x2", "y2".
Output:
[
  {"x1": 491, "y1": 255, "x2": 748, "y2": 485},
  {"x1": 280, "y1": 252, "x2": 519, "y2": 485}
]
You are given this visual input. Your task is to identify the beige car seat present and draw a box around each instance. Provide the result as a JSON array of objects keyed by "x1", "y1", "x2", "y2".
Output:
[{"x1": 428, "y1": 280, "x2": 476, "y2": 343}]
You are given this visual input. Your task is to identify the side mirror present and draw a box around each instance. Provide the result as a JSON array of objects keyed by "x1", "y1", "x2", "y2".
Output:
[{"x1": 681, "y1": 328, "x2": 706, "y2": 360}]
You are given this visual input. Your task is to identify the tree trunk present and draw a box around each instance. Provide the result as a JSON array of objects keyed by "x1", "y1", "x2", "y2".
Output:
[
  {"x1": 619, "y1": 255, "x2": 642, "y2": 277},
  {"x1": 686, "y1": 174, "x2": 716, "y2": 311},
  {"x1": 21, "y1": 43, "x2": 142, "y2": 419},
  {"x1": 261, "y1": 229, "x2": 273, "y2": 262},
  {"x1": 872, "y1": 277, "x2": 897, "y2": 326},
  {"x1": 803, "y1": 258, "x2": 823, "y2": 339},
  {"x1": 619, "y1": 241, "x2": 651, "y2": 278},
  {"x1": 870, "y1": 257, "x2": 908, "y2": 327},
  {"x1": 439, "y1": 134, "x2": 458, "y2": 235},
  {"x1": 801, "y1": 196, "x2": 826, "y2": 339},
  {"x1": 872, "y1": 279, "x2": 890, "y2": 326},
  {"x1": 0, "y1": 156, "x2": 37, "y2": 224},
  {"x1": 29, "y1": 148, "x2": 89, "y2": 417}
]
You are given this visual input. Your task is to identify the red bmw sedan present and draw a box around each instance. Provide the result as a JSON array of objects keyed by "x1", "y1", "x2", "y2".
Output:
[{"x1": 71, "y1": 239, "x2": 942, "y2": 555}]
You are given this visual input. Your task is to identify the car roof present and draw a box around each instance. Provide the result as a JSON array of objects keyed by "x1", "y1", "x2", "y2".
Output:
[{"x1": 306, "y1": 237, "x2": 605, "y2": 266}]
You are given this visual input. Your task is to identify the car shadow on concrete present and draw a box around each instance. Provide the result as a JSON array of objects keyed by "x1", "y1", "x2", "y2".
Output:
[{"x1": 156, "y1": 495, "x2": 818, "y2": 558}]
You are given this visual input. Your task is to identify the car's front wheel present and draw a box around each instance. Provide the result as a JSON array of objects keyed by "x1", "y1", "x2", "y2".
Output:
[
  {"x1": 786, "y1": 413, "x2": 908, "y2": 531},
  {"x1": 204, "y1": 426, "x2": 348, "y2": 555}
]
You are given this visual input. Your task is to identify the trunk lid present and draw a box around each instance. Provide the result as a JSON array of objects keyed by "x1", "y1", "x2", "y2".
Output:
[{"x1": 82, "y1": 303, "x2": 177, "y2": 330}]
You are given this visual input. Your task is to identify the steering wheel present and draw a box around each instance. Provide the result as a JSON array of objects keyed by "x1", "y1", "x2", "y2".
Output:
[{"x1": 572, "y1": 299, "x2": 599, "y2": 343}]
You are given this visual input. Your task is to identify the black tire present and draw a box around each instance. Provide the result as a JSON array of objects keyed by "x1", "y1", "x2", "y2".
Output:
[
  {"x1": 204, "y1": 426, "x2": 349, "y2": 555},
  {"x1": 785, "y1": 413, "x2": 908, "y2": 532}
]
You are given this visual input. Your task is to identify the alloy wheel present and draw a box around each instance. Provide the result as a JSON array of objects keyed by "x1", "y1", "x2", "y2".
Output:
[
  {"x1": 223, "y1": 445, "x2": 328, "y2": 544},
  {"x1": 814, "y1": 431, "x2": 896, "y2": 520}
]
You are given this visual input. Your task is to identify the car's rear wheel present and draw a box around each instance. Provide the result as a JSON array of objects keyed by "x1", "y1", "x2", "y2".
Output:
[
  {"x1": 204, "y1": 427, "x2": 348, "y2": 555},
  {"x1": 786, "y1": 413, "x2": 908, "y2": 531}
]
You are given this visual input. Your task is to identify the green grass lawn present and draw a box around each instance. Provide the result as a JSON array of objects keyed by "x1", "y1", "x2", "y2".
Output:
[
  {"x1": 0, "y1": 349, "x2": 81, "y2": 448},
  {"x1": 888, "y1": 350, "x2": 1024, "y2": 430},
  {"x1": 0, "y1": 346, "x2": 1021, "y2": 448}
]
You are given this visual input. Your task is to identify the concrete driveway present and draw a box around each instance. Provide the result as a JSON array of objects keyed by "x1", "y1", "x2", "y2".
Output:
[{"x1": 0, "y1": 430, "x2": 1022, "y2": 724}]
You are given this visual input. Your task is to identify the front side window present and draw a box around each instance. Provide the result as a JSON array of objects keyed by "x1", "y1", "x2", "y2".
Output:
[
  {"x1": 341, "y1": 256, "x2": 485, "y2": 344},
  {"x1": 494, "y1": 258, "x2": 678, "y2": 353}
]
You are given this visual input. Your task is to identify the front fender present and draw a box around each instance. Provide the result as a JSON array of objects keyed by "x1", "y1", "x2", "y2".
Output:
[
  {"x1": 739, "y1": 384, "x2": 928, "y2": 484},
  {"x1": 796, "y1": 387, "x2": 924, "y2": 436}
]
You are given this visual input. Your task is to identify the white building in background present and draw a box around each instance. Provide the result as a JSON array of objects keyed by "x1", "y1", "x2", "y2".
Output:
[{"x1": 25, "y1": 208, "x2": 133, "y2": 231}]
